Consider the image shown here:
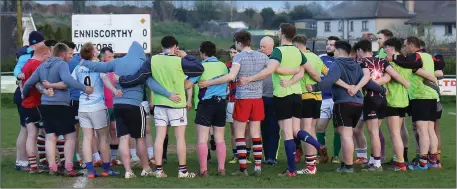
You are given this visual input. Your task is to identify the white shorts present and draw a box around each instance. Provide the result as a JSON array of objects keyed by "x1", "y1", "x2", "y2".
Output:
[
  {"x1": 154, "y1": 106, "x2": 187, "y2": 127},
  {"x1": 79, "y1": 109, "x2": 109, "y2": 129},
  {"x1": 226, "y1": 102, "x2": 235, "y2": 123},
  {"x1": 141, "y1": 101, "x2": 151, "y2": 119},
  {"x1": 320, "y1": 99, "x2": 334, "y2": 119}
]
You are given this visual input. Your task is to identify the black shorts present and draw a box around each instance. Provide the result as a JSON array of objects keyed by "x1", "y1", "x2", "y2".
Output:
[
  {"x1": 195, "y1": 97, "x2": 227, "y2": 127},
  {"x1": 385, "y1": 106, "x2": 407, "y2": 118},
  {"x1": 24, "y1": 106, "x2": 43, "y2": 128},
  {"x1": 70, "y1": 100, "x2": 79, "y2": 125},
  {"x1": 333, "y1": 102, "x2": 363, "y2": 128},
  {"x1": 40, "y1": 105, "x2": 75, "y2": 135},
  {"x1": 301, "y1": 99, "x2": 322, "y2": 119},
  {"x1": 14, "y1": 87, "x2": 26, "y2": 127},
  {"x1": 363, "y1": 95, "x2": 387, "y2": 120},
  {"x1": 410, "y1": 99, "x2": 437, "y2": 122},
  {"x1": 274, "y1": 94, "x2": 302, "y2": 120},
  {"x1": 436, "y1": 102, "x2": 443, "y2": 120},
  {"x1": 114, "y1": 104, "x2": 147, "y2": 139}
]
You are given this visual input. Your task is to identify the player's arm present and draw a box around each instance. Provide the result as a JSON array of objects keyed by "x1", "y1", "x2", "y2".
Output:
[
  {"x1": 14, "y1": 55, "x2": 29, "y2": 79},
  {"x1": 101, "y1": 73, "x2": 119, "y2": 95},
  {"x1": 202, "y1": 64, "x2": 240, "y2": 87},
  {"x1": 322, "y1": 65, "x2": 350, "y2": 89},
  {"x1": 385, "y1": 65, "x2": 410, "y2": 87},
  {"x1": 354, "y1": 68, "x2": 371, "y2": 92},
  {"x1": 247, "y1": 59, "x2": 280, "y2": 82},
  {"x1": 81, "y1": 59, "x2": 115, "y2": 73},
  {"x1": 146, "y1": 77, "x2": 181, "y2": 103},
  {"x1": 415, "y1": 69, "x2": 437, "y2": 83},
  {"x1": 58, "y1": 63, "x2": 87, "y2": 91},
  {"x1": 364, "y1": 80, "x2": 387, "y2": 95},
  {"x1": 186, "y1": 86, "x2": 193, "y2": 110},
  {"x1": 276, "y1": 67, "x2": 301, "y2": 75},
  {"x1": 42, "y1": 81, "x2": 68, "y2": 89},
  {"x1": 301, "y1": 53, "x2": 321, "y2": 82},
  {"x1": 118, "y1": 60, "x2": 152, "y2": 88},
  {"x1": 311, "y1": 63, "x2": 341, "y2": 91},
  {"x1": 282, "y1": 67, "x2": 304, "y2": 87},
  {"x1": 375, "y1": 73, "x2": 391, "y2": 86},
  {"x1": 392, "y1": 54, "x2": 423, "y2": 70},
  {"x1": 34, "y1": 83, "x2": 53, "y2": 96}
]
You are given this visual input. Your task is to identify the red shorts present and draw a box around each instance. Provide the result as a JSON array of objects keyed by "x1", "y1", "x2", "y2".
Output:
[{"x1": 233, "y1": 98, "x2": 265, "y2": 122}]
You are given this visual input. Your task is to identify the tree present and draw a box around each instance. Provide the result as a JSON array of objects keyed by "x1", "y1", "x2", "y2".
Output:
[
  {"x1": 244, "y1": 8, "x2": 256, "y2": 19},
  {"x1": 288, "y1": 5, "x2": 313, "y2": 21},
  {"x1": 283, "y1": 1, "x2": 292, "y2": 12},
  {"x1": 153, "y1": 0, "x2": 175, "y2": 21},
  {"x1": 260, "y1": 7, "x2": 276, "y2": 29},
  {"x1": 194, "y1": 1, "x2": 220, "y2": 22},
  {"x1": 55, "y1": 27, "x2": 63, "y2": 40},
  {"x1": 306, "y1": 2, "x2": 325, "y2": 17},
  {"x1": 174, "y1": 8, "x2": 188, "y2": 23},
  {"x1": 72, "y1": 0, "x2": 86, "y2": 13},
  {"x1": 271, "y1": 13, "x2": 291, "y2": 29}
]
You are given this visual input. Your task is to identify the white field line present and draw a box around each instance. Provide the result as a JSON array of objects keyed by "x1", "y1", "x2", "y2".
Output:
[{"x1": 72, "y1": 169, "x2": 88, "y2": 188}]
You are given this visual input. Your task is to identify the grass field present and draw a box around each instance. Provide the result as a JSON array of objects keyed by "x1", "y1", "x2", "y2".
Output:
[{"x1": 1, "y1": 94, "x2": 456, "y2": 188}]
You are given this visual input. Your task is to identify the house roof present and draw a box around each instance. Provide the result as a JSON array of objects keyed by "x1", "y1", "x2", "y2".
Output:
[
  {"x1": 314, "y1": 1, "x2": 414, "y2": 20},
  {"x1": 294, "y1": 18, "x2": 316, "y2": 23},
  {"x1": 405, "y1": 1, "x2": 456, "y2": 24}
]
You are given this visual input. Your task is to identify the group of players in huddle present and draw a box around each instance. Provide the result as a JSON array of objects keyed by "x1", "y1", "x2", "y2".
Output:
[{"x1": 13, "y1": 23, "x2": 444, "y2": 179}]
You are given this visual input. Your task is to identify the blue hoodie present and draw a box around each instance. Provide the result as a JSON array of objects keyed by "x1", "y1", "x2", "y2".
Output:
[
  {"x1": 22, "y1": 57, "x2": 87, "y2": 105},
  {"x1": 81, "y1": 41, "x2": 171, "y2": 106},
  {"x1": 68, "y1": 54, "x2": 82, "y2": 100},
  {"x1": 14, "y1": 47, "x2": 34, "y2": 79},
  {"x1": 312, "y1": 57, "x2": 386, "y2": 104}
]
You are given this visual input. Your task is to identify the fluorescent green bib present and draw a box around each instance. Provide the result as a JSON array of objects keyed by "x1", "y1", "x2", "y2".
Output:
[
  {"x1": 151, "y1": 55, "x2": 186, "y2": 108},
  {"x1": 386, "y1": 61, "x2": 412, "y2": 107},
  {"x1": 408, "y1": 52, "x2": 438, "y2": 100},
  {"x1": 301, "y1": 51, "x2": 323, "y2": 94},
  {"x1": 272, "y1": 46, "x2": 303, "y2": 97}
]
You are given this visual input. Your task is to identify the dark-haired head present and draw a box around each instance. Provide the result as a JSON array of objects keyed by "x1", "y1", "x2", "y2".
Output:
[
  {"x1": 279, "y1": 23, "x2": 296, "y2": 42},
  {"x1": 161, "y1": 36, "x2": 179, "y2": 49},
  {"x1": 405, "y1": 36, "x2": 421, "y2": 54},
  {"x1": 61, "y1": 40, "x2": 76, "y2": 50},
  {"x1": 384, "y1": 37, "x2": 403, "y2": 53},
  {"x1": 45, "y1": 40, "x2": 57, "y2": 48},
  {"x1": 100, "y1": 47, "x2": 114, "y2": 62},
  {"x1": 355, "y1": 39, "x2": 372, "y2": 53},
  {"x1": 334, "y1": 41, "x2": 352, "y2": 57},
  {"x1": 199, "y1": 41, "x2": 216, "y2": 59},
  {"x1": 233, "y1": 30, "x2": 251, "y2": 51},
  {"x1": 326, "y1": 36, "x2": 339, "y2": 56}
]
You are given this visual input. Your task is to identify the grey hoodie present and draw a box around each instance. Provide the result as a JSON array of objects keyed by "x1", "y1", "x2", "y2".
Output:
[{"x1": 23, "y1": 57, "x2": 86, "y2": 105}]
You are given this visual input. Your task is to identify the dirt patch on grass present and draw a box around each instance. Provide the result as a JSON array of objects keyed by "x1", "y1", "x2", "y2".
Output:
[
  {"x1": 0, "y1": 148, "x2": 16, "y2": 157},
  {"x1": 165, "y1": 144, "x2": 197, "y2": 154}
]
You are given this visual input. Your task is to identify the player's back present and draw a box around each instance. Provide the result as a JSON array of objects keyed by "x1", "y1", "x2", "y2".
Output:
[
  {"x1": 72, "y1": 65, "x2": 106, "y2": 112},
  {"x1": 234, "y1": 50, "x2": 269, "y2": 99}
]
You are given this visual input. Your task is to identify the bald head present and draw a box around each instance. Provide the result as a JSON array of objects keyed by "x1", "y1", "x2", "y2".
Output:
[{"x1": 260, "y1": 36, "x2": 274, "y2": 56}]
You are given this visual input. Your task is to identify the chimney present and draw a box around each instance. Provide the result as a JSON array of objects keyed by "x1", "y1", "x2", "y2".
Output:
[{"x1": 407, "y1": 0, "x2": 415, "y2": 14}]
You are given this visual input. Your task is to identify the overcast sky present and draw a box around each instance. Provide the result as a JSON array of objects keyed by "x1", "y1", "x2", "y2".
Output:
[{"x1": 37, "y1": 1, "x2": 340, "y2": 12}]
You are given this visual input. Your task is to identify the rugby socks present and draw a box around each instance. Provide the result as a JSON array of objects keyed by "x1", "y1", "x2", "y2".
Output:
[
  {"x1": 305, "y1": 155, "x2": 317, "y2": 170},
  {"x1": 333, "y1": 133, "x2": 341, "y2": 157},
  {"x1": 341, "y1": 162, "x2": 353, "y2": 169},
  {"x1": 130, "y1": 148, "x2": 138, "y2": 159},
  {"x1": 37, "y1": 135, "x2": 46, "y2": 164},
  {"x1": 356, "y1": 148, "x2": 367, "y2": 159},
  {"x1": 178, "y1": 165, "x2": 188, "y2": 173},
  {"x1": 429, "y1": 154, "x2": 439, "y2": 165},
  {"x1": 396, "y1": 157, "x2": 406, "y2": 168},
  {"x1": 380, "y1": 131, "x2": 385, "y2": 159},
  {"x1": 85, "y1": 162, "x2": 95, "y2": 174},
  {"x1": 147, "y1": 147, "x2": 154, "y2": 160},
  {"x1": 296, "y1": 130, "x2": 321, "y2": 150},
  {"x1": 236, "y1": 138, "x2": 247, "y2": 172},
  {"x1": 93, "y1": 152, "x2": 101, "y2": 162},
  {"x1": 28, "y1": 156, "x2": 37, "y2": 169},
  {"x1": 368, "y1": 154, "x2": 374, "y2": 166},
  {"x1": 65, "y1": 161, "x2": 74, "y2": 171},
  {"x1": 57, "y1": 139, "x2": 65, "y2": 162},
  {"x1": 373, "y1": 156, "x2": 381, "y2": 167},
  {"x1": 216, "y1": 142, "x2": 226, "y2": 171},
  {"x1": 284, "y1": 139, "x2": 296, "y2": 172},
  {"x1": 403, "y1": 148, "x2": 409, "y2": 162},
  {"x1": 419, "y1": 155, "x2": 428, "y2": 167},
  {"x1": 163, "y1": 134, "x2": 169, "y2": 160},
  {"x1": 197, "y1": 143, "x2": 208, "y2": 173},
  {"x1": 317, "y1": 132, "x2": 326, "y2": 147},
  {"x1": 110, "y1": 145, "x2": 118, "y2": 160},
  {"x1": 155, "y1": 165, "x2": 163, "y2": 172},
  {"x1": 252, "y1": 138, "x2": 263, "y2": 171},
  {"x1": 102, "y1": 162, "x2": 111, "y2": 172}
]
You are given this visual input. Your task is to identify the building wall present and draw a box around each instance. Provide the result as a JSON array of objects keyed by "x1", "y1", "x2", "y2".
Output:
[
  {"x1": 432, "y1": 24, "x2": 456, "y2": 42},
  {"x1": 375, "y1": 18, "x2": 408, "y2": 32},
  {"x1": 317, "y1": 19, "x2": 376, "y2": 39}
]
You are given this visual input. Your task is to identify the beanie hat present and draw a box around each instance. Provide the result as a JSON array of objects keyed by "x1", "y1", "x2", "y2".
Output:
[{"x1": 28, "y1": 31, "x2": 45, "y2": 46}]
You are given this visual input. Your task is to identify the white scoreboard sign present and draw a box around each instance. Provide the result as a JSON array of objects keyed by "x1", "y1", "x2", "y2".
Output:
[
  {"x1": 438, "y1": 78, "x2": 456, "y2": 96},
  {"x1": 72, "y1": 14, "x2": 151, "y2": 54}
]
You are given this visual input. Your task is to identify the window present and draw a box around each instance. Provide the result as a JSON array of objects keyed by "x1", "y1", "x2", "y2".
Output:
[
  {"x1": 350, "y1": 21, "x2": 354, "y2": 31},
  {"x1": 362, "y1": 21, "x2": 368, "y2": 31},
  {"x1": 325, "y1": 22, "x2": 330, "y2": 31},
  {"x1": 338, "y1": 21, "x2": 343, "y2": 31},
  {"x1": 445, "y1": 24, "x2": 453, "y2": 35},
  {"x1": 311, "y1": 23, "x2": 317, "y2": 29}
]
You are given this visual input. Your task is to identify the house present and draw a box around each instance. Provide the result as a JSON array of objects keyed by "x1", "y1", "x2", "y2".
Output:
[
  {"x1": 404, "y1": 1, "x2": 456, "y2": 41},
  {"x1": 314, "y1": 1, "x2": 414, "y2": 40},
  {"x1": 294, "y1": 19, "x2": 317, "y2": 30}
]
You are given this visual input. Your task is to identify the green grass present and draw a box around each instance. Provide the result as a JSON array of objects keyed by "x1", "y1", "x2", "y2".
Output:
[{"x1": 1, "y1": 94, "x2": 456, "y2": 188}]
